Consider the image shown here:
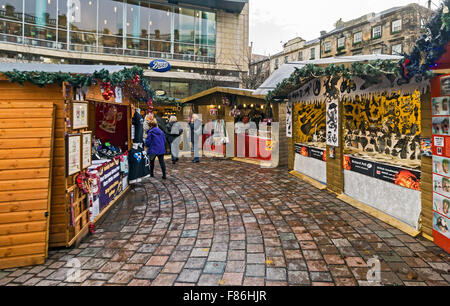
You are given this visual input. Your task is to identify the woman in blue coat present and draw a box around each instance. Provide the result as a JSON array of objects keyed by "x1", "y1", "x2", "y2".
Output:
[{"x1": 145, "y1": 120, "x2": 167, "y2": 179}]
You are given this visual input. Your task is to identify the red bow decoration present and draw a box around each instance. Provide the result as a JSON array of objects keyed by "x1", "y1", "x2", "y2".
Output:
[{"x1": 101, "y1": 82, "x2": 115, "y2": 101}]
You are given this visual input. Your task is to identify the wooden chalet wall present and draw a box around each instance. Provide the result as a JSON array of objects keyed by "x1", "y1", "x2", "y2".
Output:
[
  {"x1": 0, "y1": 79, "x2": 58, "y2": 269},
  {"x1": 420, "y1": 90, "x2": 433, "y2": 238}
]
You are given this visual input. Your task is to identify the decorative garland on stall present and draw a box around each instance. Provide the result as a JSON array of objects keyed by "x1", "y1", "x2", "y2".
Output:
[
  {"x1": 3, "y1": 66, "x2": 155, "y2": 102},
  {"x1": 267, "y1": 0, "x2": 450, "y2": 102}
]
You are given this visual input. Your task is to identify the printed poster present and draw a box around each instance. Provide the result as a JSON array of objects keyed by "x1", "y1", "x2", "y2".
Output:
[
  {"x1": 326, "y1": 100, "x2": 339, "y2": 147},
  {"x1": 286, "y1": 102, "x2": 293, "y2": 138},
  {"x1": 432, "y1": 75, "x2": 450, "y2": 253}
]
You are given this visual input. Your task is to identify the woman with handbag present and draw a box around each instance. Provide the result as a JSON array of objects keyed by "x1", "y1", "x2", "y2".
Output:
[{"x1": 145, "y1": 120, "x2": 167, "y2": 180}]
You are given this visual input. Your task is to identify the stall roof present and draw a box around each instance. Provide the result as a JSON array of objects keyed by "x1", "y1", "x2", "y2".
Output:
[
  {"x1": 0, "y1": 63, "x2": 131, "y2": 74},
  {"x1": 181, "y1": 86, "x2": 265, "y2": 104},
  {"x1": 253, "y1": 54, "x2": 403, "y2": 97}
]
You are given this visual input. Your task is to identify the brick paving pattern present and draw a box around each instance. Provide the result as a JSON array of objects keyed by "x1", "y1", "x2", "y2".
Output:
[{"x1": 1, "y1": 159, "x2": 449, "y2": 286}]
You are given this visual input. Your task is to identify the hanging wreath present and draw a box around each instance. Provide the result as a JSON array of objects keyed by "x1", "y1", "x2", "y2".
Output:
[{"x1": 76, "y1": 171, "x2": 100, "y2": 196}]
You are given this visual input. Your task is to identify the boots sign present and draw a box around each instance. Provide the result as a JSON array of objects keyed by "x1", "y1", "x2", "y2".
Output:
[{"x1": 149, "y1": 59, "x2": 171, "y2": 72}]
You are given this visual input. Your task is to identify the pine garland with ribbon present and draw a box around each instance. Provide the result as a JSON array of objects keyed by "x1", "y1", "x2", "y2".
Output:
[{"x1": 3, "y1": 66, "x2": 155, "y2": 102}]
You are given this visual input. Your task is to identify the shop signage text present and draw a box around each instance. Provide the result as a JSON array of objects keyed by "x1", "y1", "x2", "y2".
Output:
[{"x1": 149, "y1": 59, "x2": 171, "y2": 72}]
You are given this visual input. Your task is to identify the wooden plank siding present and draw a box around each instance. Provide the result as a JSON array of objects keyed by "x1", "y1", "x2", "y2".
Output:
[
  {"x1": 0, "y1": 81, "x2": 57, "y2": 269},
  {"x1": 420, "y1": 90, "x2": 433, "y2": 238}
]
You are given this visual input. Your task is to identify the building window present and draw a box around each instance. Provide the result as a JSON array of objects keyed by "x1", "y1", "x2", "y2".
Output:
[
  {"x1": 353, "y1": 31, "x2": 362, "y2": 44},
  {"x1": 337, "y1": 37, "x2": 345, "y2": 49},
  {"x1": 275, "y1": 58, "x2": 279, "y2": 69},
  {"x1": 372, "y1": 48, "x2": 382, "y2": 54},
  {"x1": 298, "y1": 51, "x2": 303, "y2": 61},
  {"x1": 392, "y1": 19, "x2": 402, "y2": 33},
  {"x1": 324, "y1": 41, "x2": 331, "y2": 53},
  {"x1": 392, "y1": 43, "x2": 402, "y2": 55},
  {"x1": 0, "y1": 0, "x2": 217, "y2": 62},
  {"x1": 284, "y1": 56, "x2": 288, "y2": 63},
  {"x1": 372, "y1": 25, "x2": 381, "y2": 39},
  {"x1": 310, "y1": 48, "x2": 315, "y2": 60}
]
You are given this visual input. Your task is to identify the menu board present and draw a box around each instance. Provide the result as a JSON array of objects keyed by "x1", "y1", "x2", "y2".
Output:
[{"x1": 431, "y1": 75, "x2": 450, "y2": 253}]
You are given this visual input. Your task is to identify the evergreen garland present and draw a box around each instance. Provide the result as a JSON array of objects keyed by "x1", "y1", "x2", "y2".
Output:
[{"x1": 3, "y1": 66, "x2": 155, "y2": 102}]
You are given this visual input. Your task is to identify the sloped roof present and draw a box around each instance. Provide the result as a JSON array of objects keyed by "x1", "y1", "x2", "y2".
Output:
[
  {"x1": 253, "y1": 54, "x2": 403, "y2": 97},
  {"x1": 0, "y1": 63, "x2": 131, "y2": 74}
]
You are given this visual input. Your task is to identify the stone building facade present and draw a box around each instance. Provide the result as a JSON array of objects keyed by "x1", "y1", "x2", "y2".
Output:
[
  {"x1": 320, "y1": 4, "x2": 433, "y2": 58},
  {"x1": 249, "y1": 36, "x2": 320, "y2": 85},
  {"x1": 0, "y1": 0, "x2": 249, "y2": 99}
]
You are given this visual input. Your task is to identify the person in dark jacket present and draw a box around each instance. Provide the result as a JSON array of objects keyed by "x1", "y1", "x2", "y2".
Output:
[
  {"x1": 145, "y1": 120, "x2": 167, "y2": 179},
  {"x1": 166, "y1": 116, "x2": 183, "y2": 164},
  {"x1": 189, "y1": 114, "x2": 202, "y2": 163}
]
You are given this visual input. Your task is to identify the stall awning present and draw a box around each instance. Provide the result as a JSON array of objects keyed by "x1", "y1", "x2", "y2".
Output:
[
  {"x1": 253, "y1": 54, "x2": 403, "y2": 97},
  {"x1": 168, "y1": 0, "x2": 248, "y2": 13},
  {"x1": 0, "y1": 63, "x2": 131, "y2": 74}
]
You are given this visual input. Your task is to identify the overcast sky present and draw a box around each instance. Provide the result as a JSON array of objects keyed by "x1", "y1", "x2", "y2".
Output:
[{"x1": 249, "y1": 0, "x2": 439, "y2": 55}]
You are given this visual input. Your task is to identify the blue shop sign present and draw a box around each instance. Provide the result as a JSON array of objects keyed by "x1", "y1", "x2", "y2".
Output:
[{"x1": 149, "y1": 59, "x2": 171, "y2": 72}]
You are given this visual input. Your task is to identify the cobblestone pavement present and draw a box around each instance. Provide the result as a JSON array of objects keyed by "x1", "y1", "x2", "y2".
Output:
[{"x1": 1, "y1": 159, "x2": 449, "y2": 286}]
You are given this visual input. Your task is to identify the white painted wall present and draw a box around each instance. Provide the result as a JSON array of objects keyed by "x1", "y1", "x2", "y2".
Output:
[
  {"x1": 344, "y1": 170, "x2": 421, "y2": 230},
  {"x1": 294, "y1": 153, "x2": 327, "y2": 184}
]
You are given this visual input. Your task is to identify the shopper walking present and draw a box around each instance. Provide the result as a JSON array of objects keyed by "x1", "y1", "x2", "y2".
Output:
[
  {"x1": 190, "y1": 114, "x2": 202, "y2": 163},
  {"x1": 166, "y1": 116, "x2": 183, "y2": 164},
  {"x1": 145, "y1": 120, "x2": 167, "y2": 179}
]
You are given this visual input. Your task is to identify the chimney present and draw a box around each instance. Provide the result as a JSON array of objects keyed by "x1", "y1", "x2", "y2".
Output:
[{"x1": 320, "y1": 31, "x2": 327, "y2": 37}]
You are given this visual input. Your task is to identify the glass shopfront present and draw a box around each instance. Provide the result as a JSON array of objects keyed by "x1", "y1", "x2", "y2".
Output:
[{"x1": 0, "y1": 0, "x2": 216, "y2": 63}]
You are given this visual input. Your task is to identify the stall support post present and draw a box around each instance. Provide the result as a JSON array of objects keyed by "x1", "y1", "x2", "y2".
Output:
[
  {"x1": 277, "y1": 102, "x2": 289, "y2": 167},
  {"x1": 420, "y1": 89, "x2": 433, "y2": 239},
  {"x1": 326, "y1": 99, "x2": 344, "y2": 195},
  {"x1": 288, "y1": 102, "x2": 297, "y2": 171}
]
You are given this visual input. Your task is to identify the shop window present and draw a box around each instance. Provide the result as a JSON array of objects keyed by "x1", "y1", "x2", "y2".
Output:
[
  {"x1": 372, "y1": 25, "x2": 381, "y2": 39},
  {"x1": 0, "y1": 0, "x2": 23, "y2": 22},
  {"x1": 392, "y1": 19, "x2": 402, "y2": 33},
  {"x1": 353, "y1": 31, "x2": 362, "y2": 44}
]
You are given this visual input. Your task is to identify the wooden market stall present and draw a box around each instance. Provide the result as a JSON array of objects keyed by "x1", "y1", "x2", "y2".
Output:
[
  {"x1": 0, "y1": 64, "x2": 152, "y2": 268},
  {"x1": 181, "y1": 87, "x2": 288, "y2": 167},
  {"x1": 266, "y1": 54, "x2": 431, "y2": 237}
]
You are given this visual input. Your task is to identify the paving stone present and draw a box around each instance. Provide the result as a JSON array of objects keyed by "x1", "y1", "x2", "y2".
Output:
[
  {"x1": 266, "y1": 268, "x2": 286, "y2": 281},
  {"x1": 288, "y1": 271, "x2": 310, "y2": 285},
  {"x1": 177, "y1": 269, "x2": 202, "y2": 283},
  {"x1": 204, "y1": 262, "x2": 226, "y2": 274},
  {"x1": 245, "y1": 265, "x2": 265, "y2": 277},
  {"x1": 134, "y1": 266, "x2": 161, "y2": 280}
]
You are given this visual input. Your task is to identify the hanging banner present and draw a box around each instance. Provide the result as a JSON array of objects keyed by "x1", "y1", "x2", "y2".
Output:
[
  {"x1": 97, "y1": 158, "x2": 123, "y2": 211},
  {"x1": 326, "y1": 100, "x2": 339, "y2": 147},
  {"x1": 343, "y1": 155, "x2": 420, "y2": 191},
  {"x1": 286, "y1": 102, "x2": 293, "y2": 138}
]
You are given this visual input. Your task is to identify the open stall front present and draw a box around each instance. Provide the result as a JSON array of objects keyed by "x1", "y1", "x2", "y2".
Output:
[
  {"x1": 181, "y1": 87, "x2": 278, "y2": 165},
  {"x1": 277, "y1": 57, "x2": 429, "y2": 236},
  {"x1": 0, "y1": 64, "x2": 153, "y2": 268}
]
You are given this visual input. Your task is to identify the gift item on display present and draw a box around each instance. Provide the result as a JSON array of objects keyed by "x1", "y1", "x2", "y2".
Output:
[
  {"x1": 128, "y1": 144, "x2": 151, "y2": 184},
  {"x1": 92, "y1": 137, "x2": 124, "y2": 161}
]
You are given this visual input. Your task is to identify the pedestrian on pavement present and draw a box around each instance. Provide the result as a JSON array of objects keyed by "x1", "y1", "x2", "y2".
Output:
[
  {"x1": 166, "y1": 116, "x2": 184, "y2": 164},
  {"x1": 190, "y1": 114, "x2": 202, "y2": 163},
  {"x1": 145, "y1": 119, "x2": 167, "y2": 180}
]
